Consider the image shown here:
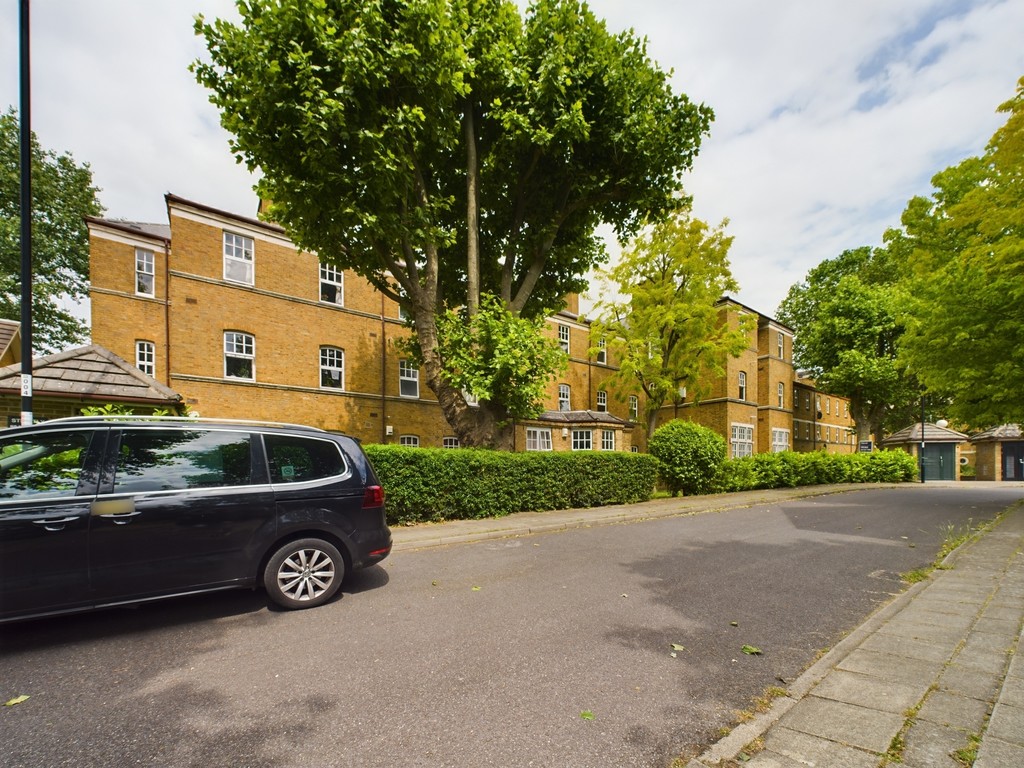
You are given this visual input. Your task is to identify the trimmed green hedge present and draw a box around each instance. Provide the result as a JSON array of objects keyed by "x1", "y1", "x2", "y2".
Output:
[
  {"x1": 364, "y1": 445, "x2": 659, "y2": 526},
  {"x1": 711, "y1": 449, "x2": 918, "y2": 492}
]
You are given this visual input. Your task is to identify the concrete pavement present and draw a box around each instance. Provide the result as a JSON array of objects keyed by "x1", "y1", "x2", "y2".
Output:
[{"x1": 389, "y1": 482, "x2": 1024, "y2": 768}]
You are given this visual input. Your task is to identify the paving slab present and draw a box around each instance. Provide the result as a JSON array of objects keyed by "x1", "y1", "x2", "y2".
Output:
[
  {"x1": 937, "y1": 664, "x2": 1004, "y2": 703},
  {"x1": 857, "y1": 631, "x2": 959, "y2": 663},
  {"x1": 810, "y1": 669, "x2": 927, "y2": 714},
  {"x1": 975, "y1": 736, "x2": 1024, "y2": 768},
  {"x1": 916, "y1": 690, "x2": 992, "y2": 730},
  {"x1": 757, "y1": 726, "x2": 878, "y2": 768},
  {"x1": 900, "y1": 720, "x2": 969, "y2": 768},
  {"x1": 953, "y1": 647, "x2": 1013, "y2": 676},
  {"x1": 876, "y1": 617, "x2": 973, "y2": 644},
  {"x1": 775, "y1": 696, "x2": 904, "y2": 754},
  {"x1": 836, "y1": 648, "x2": 944, "y2": 686},
  {"x1": 973, "y1": 616, "x2": 1023, "y2": 636},
  {"x1": 986, "y1": 702, "x2": 1024, "y2": 746}
]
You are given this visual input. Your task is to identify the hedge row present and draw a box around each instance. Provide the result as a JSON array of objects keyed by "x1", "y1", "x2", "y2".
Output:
[
  {"x1": 364, "y1": 445, "x2": 660, "y2": 526},
  {"x1": 710, "y1": 449, "x2": 918, "y2": 493}
]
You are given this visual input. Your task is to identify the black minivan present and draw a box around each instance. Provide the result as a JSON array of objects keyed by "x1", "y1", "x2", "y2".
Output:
[{"x1": 0, "y1": 416, "x2": 391, "y2": 623}]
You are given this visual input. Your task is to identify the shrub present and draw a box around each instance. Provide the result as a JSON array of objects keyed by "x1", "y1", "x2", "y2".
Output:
[
  {"x1": 648, "y1": 420, "x2": 726, "y2": 496},
  {"x1": 363, "y1": 445, "x2": 658, "y2": 525},
  {"x1": 712, "y1": 456, "x2": 758, "y2": 493}
]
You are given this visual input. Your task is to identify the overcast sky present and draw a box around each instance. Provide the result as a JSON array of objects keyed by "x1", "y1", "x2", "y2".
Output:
[{"x1": 2, "y1": 0, "x2": 1022, "y2": 318}]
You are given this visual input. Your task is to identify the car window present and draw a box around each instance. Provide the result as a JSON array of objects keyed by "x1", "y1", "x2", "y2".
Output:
[
  {"x1": 113, "y1": 429, "x2": 253, "y2": 493},
  {"x1": 0, "y1": 431, "x2": 93, "y2": 500},
  {"x1": 264, "y1": 435, "x2": 345, "y2": 483}
]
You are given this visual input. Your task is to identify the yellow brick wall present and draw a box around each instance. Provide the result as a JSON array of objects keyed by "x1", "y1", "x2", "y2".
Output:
[{"x1": 86, "y1": 197, "x2": 849, "y2": 457}]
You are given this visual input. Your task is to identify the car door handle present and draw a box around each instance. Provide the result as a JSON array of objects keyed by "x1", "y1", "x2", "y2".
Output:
[
  {"x1": 32, "y1": 516, "x2": 80, "y2": 531},
  {"x1": 91, "y1": 499, "x2": 139, "y2": 524}
]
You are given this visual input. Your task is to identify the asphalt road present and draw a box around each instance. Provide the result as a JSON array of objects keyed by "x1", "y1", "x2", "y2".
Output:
[{"x1": 2, "y1": 484, "x2": 1022, "y2": 768}]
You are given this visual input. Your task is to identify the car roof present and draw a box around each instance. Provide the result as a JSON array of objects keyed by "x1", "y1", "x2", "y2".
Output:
[{"x1": 4, "y1": 415, "x2": 333, "y2": 436}]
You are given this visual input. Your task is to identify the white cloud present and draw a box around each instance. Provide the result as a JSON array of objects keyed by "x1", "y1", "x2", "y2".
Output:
[{"x1": 3, "y1": 0, "x2": 1022, "y2": 318}]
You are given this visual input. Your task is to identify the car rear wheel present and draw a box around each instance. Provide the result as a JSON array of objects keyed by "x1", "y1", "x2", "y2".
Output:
[{"x1": 264, "y1": 538, "x2": 345, "y2": 610}]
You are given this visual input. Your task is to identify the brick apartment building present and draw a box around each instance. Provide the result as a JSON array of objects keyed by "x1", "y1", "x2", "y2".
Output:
[{"x1": 86, "y1": 194, "x2": 854, "y2": 456}]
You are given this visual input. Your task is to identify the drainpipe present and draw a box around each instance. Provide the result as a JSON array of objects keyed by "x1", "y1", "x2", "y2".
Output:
[
  {"x1": 163, "y1": 237, "x2": 172, "y2": 389},
  {"x1": 381, "y1": 292, "x2": 388, "y2": 442}
]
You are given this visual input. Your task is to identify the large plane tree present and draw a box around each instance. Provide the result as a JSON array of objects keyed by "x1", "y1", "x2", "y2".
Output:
[{"x1": 194, "y1": 0, "x2": 712, "y2": 448}]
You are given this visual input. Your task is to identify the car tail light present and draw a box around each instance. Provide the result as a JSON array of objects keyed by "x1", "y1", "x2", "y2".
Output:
[{"x1": 362, "y1": 485, "x2": 385, "y2": 508}]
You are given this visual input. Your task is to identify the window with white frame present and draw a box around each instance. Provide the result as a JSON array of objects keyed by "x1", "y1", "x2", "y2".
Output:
[
  {"x1": 558, "y1": 384, "x2": 570, "y2": 412},
  {"x1": 805, "y1": 392, "x2": 810, "y2": 410},
  {"x1": 777, "y1": 331, "x2": 784, "y2": 359},
  {"x1": 320, "y1": 263, "x2": 344, "y2": 305},
  {"x1": 399, "y1": 359, "x2": 419, "y2": 398},
  {"x1": 845, "y1": 403, "x2": 850, "y2": 417},
  {"x1": 804, "y1": 422, "x2": 810, "y2": 439},
  {"x1": 572, "y1": 429, "x2": 592, "y2": 451},
  {"x1": 738, "y1": 371, "x2": 747, "y2": 401},
  {"x1": 320, "y1": 346, "x2": 344, "y2": 389},
  {"x1": 816, "y1": 395, "x2": 821, "y2": 413},
  {"x1": 135, "y1": 340, "x2": 155, "y2": 377},
  {"x1": 816, "y1": 425, "x2": 822, "y2": 440},
  {"x1": 135, "y1": 248, "x2": 155, "y2": 296},
  {"x1": 558, "y1": 324, "x2": 570, "y2": 354},
  {"x1": 223, "y1": 231, "x2": 254, "y2": 285},
  {"x1": 442, "y1": 437, "x2": 460, "y2": 449},
  {"x1": 730, "y1": 423, "x2": 754, "y2": 458},
  {"x1": 771, "y1": 428, "x2": 790, "y2": 453},
  {"x1": 777, "y1": 382, "x2": 785, "y2": 408},
  {"x1": 596, "y1": 390, "x2": 607, "y2": 412},
  {"x1": 602, "y1": 429, "x2": 615, "y2": 451},
  {"x1": 826, "y1": 397, "x2": 831, "y2": 415},
  {"x1": 826, "y1": 426, "x2": 832, "y2": 443},
  {"x1": 526, "y1": 428, "x2": 553, "y2": 452},
  {"x1": 595, "y1": 337, "x2": 606, "y2": 364},
  {"x1": 224, "y1": 331, "x2": 255, "y2": 380},
  {"x1": 631, "y1": 445, "x2": 639, "y2": 453},
  {"x1": 399, "y1": 435, "x2": 419, "y2": 447},
  {"x1": 628, "y1": 395, "x2": 639, "y2": 421}
]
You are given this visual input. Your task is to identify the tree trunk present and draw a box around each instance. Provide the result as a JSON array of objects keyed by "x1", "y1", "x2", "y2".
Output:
[
  {"x1": 414, "y1": 307, "x2": 515, "y2": 450},
  {"x1": 464, "y1": 103, "x2": 480, "y2": 318}
]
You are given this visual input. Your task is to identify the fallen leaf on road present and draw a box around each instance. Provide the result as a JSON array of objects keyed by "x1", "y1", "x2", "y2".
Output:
[
  {"x1": 4, "y1": 695, "x2": 29, "y2": 707},
  {"x1": 741, "y1": 645, "x2": 762, "y2": 656},
  {"x1": 580, "y1": 710, "x2": 595, "y2": 720},
  {"x1": 471, "y1": 586, "x2": 481, "y2": 591},
  {"x1": 671, "y1": 643, "x2": 686, "y2": 651},
  {"x1": 730, "y1": 621, "x2": 739, "y2": 627}
]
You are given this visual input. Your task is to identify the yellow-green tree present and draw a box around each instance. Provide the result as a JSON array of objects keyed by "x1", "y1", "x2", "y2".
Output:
[{"x1": 590, "y1": 213, "x2": 750, "y2": 438}]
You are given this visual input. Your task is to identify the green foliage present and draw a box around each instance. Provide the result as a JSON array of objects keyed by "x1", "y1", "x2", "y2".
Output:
[
  {"x1": 434, "y1": 293, "x2": 566, "y2": 420},
  {"x1": 777, "y1": 246, "x2": 917, "y2": 444},
  {"x1": 591, "y1": 212, "x2": 750, "y2": 437},
  {"x1": 892, "y1": 76, "x2": 1024, "y2": 426},
  {"x1": 0, "y1": 108, "x2": 103, "y2": 353},
  {"x1": 79, "y1": 403, "x2": 182, "y2": 417},
  {"x1": 711, "y1": 449, "x2": 918, "y2": 492},
  {"x1": 647, "y1": 420, "x2": 726, "y2": 496},
  {"x1": 364, "y1": 444, "x2": 658, "y2": 525},
  {"x1": 194, "y1": 0, "x2": 712, "y2": 447}
]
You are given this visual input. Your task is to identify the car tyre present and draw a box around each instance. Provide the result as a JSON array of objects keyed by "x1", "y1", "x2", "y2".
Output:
[{"x1": 264, "y1": 538, "x2": 345, "y2": 610}]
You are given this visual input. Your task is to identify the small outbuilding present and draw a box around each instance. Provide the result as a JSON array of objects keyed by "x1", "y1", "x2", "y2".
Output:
[
  {"x1": 882, "y1": 422, "x2": 969, "y2": 481},
  {"x1": 0, "y1": 341, "x2": 182, "y2": 426},
  {"x1": 970, "y1": 425, "x2": 1024, "y2": 481}
]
